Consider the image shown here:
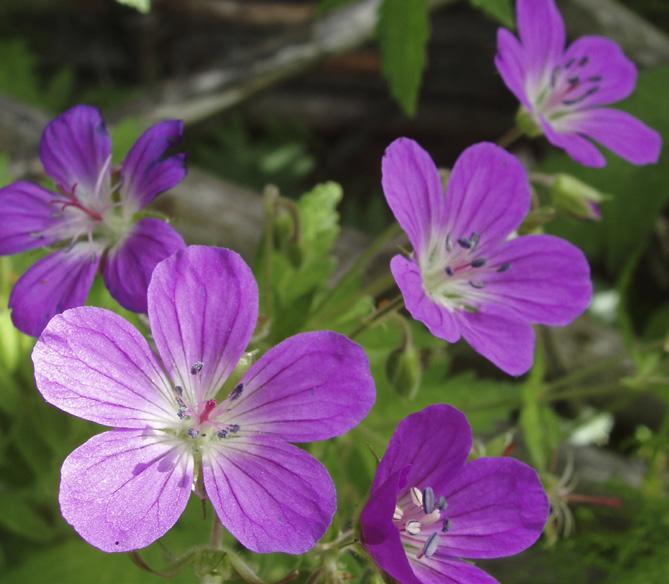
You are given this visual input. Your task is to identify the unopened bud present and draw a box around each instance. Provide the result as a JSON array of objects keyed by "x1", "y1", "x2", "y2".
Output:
[
  {"x1": 386, "y1": 344, "x2": 422, "y2": 400},
  {"x1": 551, "y1": 174, "x2": 608, "y2": 221}
]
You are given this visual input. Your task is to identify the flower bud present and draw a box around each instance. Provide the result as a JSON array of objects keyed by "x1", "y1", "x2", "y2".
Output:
[
  {"x1": 550, "y1": 174, "x2": 609, "y2": 221},
  {"x1": 386, "y1": 343, "x2": 422, "y2": 400}
]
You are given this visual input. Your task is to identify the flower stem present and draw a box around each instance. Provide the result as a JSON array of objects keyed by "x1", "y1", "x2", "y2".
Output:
[
  {"x1": 210, "y1": 515, "x2": 223, "y2": 550},
  {"x1": 497, "y1": 126, "x2": 523, "y2": 149},
  {"x1": 260, "y1": 184, "x2": 280, "y2": 323},
  {"x1": 350, "y1": 295, "x2": 404, "y2": 339}
]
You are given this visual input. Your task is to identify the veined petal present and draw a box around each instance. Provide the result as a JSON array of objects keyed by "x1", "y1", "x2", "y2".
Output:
[
  {"x1": 9, "y1": 244, "x2": 100, "y2": 337},
  {"x1": 382, "y1": 138, "x2": 447, "y2": 255},
  {"x1": 0, "y1": 181, "x2": 61, "y2": 254},
  {"x1": 59, "y1": 429, "x2": 194, "y2": 552},
  {"x1": 361, "y1": 469, "x2": 421, "y2": 584},
  {"x1": 495, "y1": 28, "x2": 532, "y2": 110},
  {"x1": 457, "y1": 306, "x2": 535, "y2": 376},
  {"x1": 485, "y1": 234, "x2": 592, "y2": 326},
  {"x1": 203, "y1": 436, "x2": 335, "y2": 554},
  {"x1": 33, "y1": 306, "x2": 177, "y2": 428},
  {"x1": 373, "y1": 404, "x2": 471, "y2": 494},
  {"x1": 560, "y1": 108, "x2": 662, "y2": 166},
  {"x1": 541, "y1": 117, "x2": 606, "y2": 168},
  {"x1": 391, "y1": 255, "x2": 461, "y2": 343},
  {"x1": 443, "y1": 143, "x2": 530, "y2": 253},
  {"x1": 230, "y1": 331, "x2": 375, "y2": 442},
  {"x1": 39, "y1": 105, "x2": 111, "y2": 197},
  {"x1": 148, "y1": 246, "x2": 258, "y2": 407},
  {"x1": 120, "y1": 120, "x2": 186, "y2": 212},
  {"x1": 437, "y1": 457, "x2": 549, "y2": 559},
  {"x1": 516, "y1": 0, "x2": 565, "y2": 85},
  {"x1": 411, "y1": 557, "x2": 499, "y2": 584},
  {"x1": 103, "y1": 218, "x2": 185, "y2": 313}
]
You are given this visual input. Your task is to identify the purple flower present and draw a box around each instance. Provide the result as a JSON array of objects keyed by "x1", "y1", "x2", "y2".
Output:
[
  {"x1": 31, "y1": 245, "x2": 375, "y2": 553},
  {"x1": 495, "y1": 0, "x2": 662, "y2": 167},
  {"x1": 360, "y1": 405, "x2": 549, "y2": 584},
  {"x1": 0, "y1": 105, "x2": 187, "y2": 336},
  {"x1": 383, "y1": 138, "x2": 592, "y2": 375}
]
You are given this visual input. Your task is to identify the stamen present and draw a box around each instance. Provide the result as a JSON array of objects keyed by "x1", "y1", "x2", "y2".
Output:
[
  {"x1": 550, "y1": 66, "x2": 560, "y2": 88},
  {"x1": 587, "y1": 75, "x2": 602, "y2": 83},
  {"x1": 437, "y1": 496, "x2": 448, "y2": 511},
  {"x1": 228, "y1": 424, "x2": 240, "y2": 433},
  {"x1": 406, "y1": 521, "x2": 421, "y2": 535},
  {"x1": 445, "y1": 266, "x2": 454, "y2": 277},
  {"x1": 420, "y1": 533, "x2": 439, "y2": 559},
  {"x1": 191, "y1": 361, "x2": 203, "y2": 375},
  {"x1": 174, "y1": 385, "x2": 184, "y2": 396},
  {"x1": 469, "y1": 281, "x2": 485, "y2": 290},
  {"x1": 188, "y1": 428, "x2": 200, "y2": 439},
  {"x1": 470, "y1": 258, "x2": 486, "y2": 268},
  {"x1": 457, "y1": 238, "x2": 472, "y2": 249},
  {"x1": 410, "y1": 487, "x2": 423, "y2": 508},
  {"x1": 442, "y1": 519, "x2": 452, "y2": 532},
  {"x1": 470, "y1": 232, "x2": 480, "y2": 248},
  {"x1": 563, "y1": 86, "x2": 598, "y2": 105},
  {"x1": 393, "y1": 506, "x2": 404, "y2": 521},
  {"x1": 422, "y1": 487, "x2": 435, "y2": 514},
  {"x1": 445, "y1": 233, "x2": 452, "y2": 252},
  {"x1": 567, "y1": 76, "x2": 580, "y2": 85},
  {"x1": 578, "y1": 56, "x2": 589, "y2": 67},
  {"x1": 217, "y1": 429, "x2": 228, "y2": 439},
  {"x1": 229, "y1": 383, "x2": 244, "y2": 400},
  {"x1": 565, "y1": 57, "x2": 575, "y2": 68},
  {"x1": 497, "y1": 263, "x2": 511, "y2": 273}
]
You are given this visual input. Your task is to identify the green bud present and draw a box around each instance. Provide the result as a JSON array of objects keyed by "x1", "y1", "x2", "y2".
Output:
[
  {"x1": 515, "y1": 107, "x2": 542, "y2": 138},
  {"x1": 386, "y1": 344, "x2": 422, "y2": 400},
  {"x1": 518, "y1": 206, "x2": 557, "y2": 234},
  {"x1": 550, "y1": 174, "x2": 609, "y2": 221}
]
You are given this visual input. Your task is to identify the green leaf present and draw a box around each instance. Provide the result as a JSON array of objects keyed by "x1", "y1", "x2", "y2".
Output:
[
  {"x1": 0, "y1": 492, "x2": 55, "y2": 543},
  {"x1": 116, "y1": 0, "x2": 151, "y2": 14},
  {"x1": 469, "y1": 0, "x2": 515, "y2": 28},
  {"x1": 377, "y1": 0, "x2": 429, "y2": 116},
  {"x1": 110, "y1": 118, "x2": 145, "y2": 164},
  {"x1": 316, "y1": 0, "x2": 357, "y2": 15}
]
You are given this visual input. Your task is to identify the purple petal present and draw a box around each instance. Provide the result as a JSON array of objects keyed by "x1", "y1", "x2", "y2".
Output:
[
  {"x1": 382, "y1": 138, "x2": 447, "y2": 255},
  {"x1": 495, "y1": 29, "x2": 532, "y2": 110},
  {"x1": 361, "y1": 469, "x2": 422, "y2": 584},
  {"x1": 59, "y1": 429, "x2": 193, "y2": 552},
  {"x1": 457, "y1": 307, "x2": 535, "y2": 376},
  {"x1": 103, "y1": 218, "x2": 185, "y2": 313},
  {"x1": 203, "y1": 436, "x2": 335, "y2": 554},
  {"x1": 230, "y1": 331, "x2": 375, "y2": 442},
  {"x1": 443, "y1": 143, "x2": 530, "y2": 253},
  {"x1": 541, "y1": 117, "x2": 606, "y2": 168},
  {"x1": 0, "y1": 181, "x2": 62, "y2": 254},
  {"x1": 485, "y1": 234, "x2": 592, "y2": 326},
  {"x1": 390, "y1": 255, "x2": 461, "y2": 343},
  {"x1": 561, "y1": 108, "x2": 662, "y2": 166},
  {"x1": 148, "y1": 246, "x2": 258, "y2": 405},
  {"x1": 373, "y1": 404, "x2": 471, "y2": 494},
  {"x1": 412, "y1": 558, "x2": 499, "y2": 584},
  {"x1": 120, "y1": 120, "x2": 186, "y2": 212},
  {"x1": 516, "y1": 0, "x2": 565, "y2": 84},
  {"x1": 39, "y1": 105, "x2": 111, "y2": 195},
  {"x1": 561, "y1": 36, "x2": 637, "y2": 106},
  {"x1": 8, "y1": 244, "x2": 100, "y2": 337},
  {"x1": 437, "y1": 457, "x2": 549, "y2": 559},
  {"x1": 33, "y1": 306, "x2": 177, "y2": 428}
]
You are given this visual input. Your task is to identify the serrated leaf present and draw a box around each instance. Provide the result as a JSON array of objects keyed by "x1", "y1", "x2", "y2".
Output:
[
  {"x1": 377, "y1": 0, "x2": 429, "y2": 116},
  {"x1": 469, "y1": 0, "x2": 514, "y2": 28}
]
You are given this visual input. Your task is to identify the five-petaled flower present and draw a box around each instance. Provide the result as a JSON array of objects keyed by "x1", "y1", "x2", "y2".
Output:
[
  {"x1": 383, "y1": 138, "x2": 592, "y2": 375},
  {"x1": 0, "y1": 104, "x2": 187, "y2": 336},
  {"x1": 495, "y1": 0, "x2": 662, "y2": 167},
  {"x1": 32, "y1": 245, "x2": 375, "y2": 554},
  {"x1": 360, "y1": 405, "x2": 549, "y2": 584}
]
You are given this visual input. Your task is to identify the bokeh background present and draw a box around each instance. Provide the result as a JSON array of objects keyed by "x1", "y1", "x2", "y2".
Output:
[{"x1": 0, "y1": 1, "x2": 668, "y2": 583}]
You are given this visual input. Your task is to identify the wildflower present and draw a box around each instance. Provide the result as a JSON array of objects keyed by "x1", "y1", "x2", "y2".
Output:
[
  {"x1": 495, "y1": 0, "x2": 661, "y2": 167},
  {"x1": 0, "y1": 105, "x2": 187, "y2": 336},
  {"x1": 32, "y1": 246, "x2": 375, "y2": 553},
  {"x1": 360, "y1": 405, "x2": 549, "y2": 583},
  {"x1": 383, "y1": 138, "x2": 591, "y2": 375}
]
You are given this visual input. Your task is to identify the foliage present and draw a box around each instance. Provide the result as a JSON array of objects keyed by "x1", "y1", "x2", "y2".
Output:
[
  {"x1": 469, "y1": 0, "x2": 515, "y2": 28},
  {"x1": 116, "y1": 0, "x2": 151, "y2": 14}
]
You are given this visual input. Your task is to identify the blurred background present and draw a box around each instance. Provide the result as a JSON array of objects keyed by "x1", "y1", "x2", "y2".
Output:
[{"x1": 0, "y1": 1, "x2": 668, "y2": 583}]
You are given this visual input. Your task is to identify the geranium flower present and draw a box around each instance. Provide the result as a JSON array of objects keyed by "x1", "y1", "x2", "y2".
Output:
[
  {"x1": 383, "y1": 138, "x2": 591, "y2": 375},
  {"x1": 360, "y1": 405, "x2": 548, "y2": 584},
  {"x1": 32, "y1": 245, "x2": 375, "y2": 553},
  {"x1": 0, "y1": 105, "x2": 187, "y2": 336},
  {"x1": 495, "y1": 0, "x2": 661, "y2": 167}
]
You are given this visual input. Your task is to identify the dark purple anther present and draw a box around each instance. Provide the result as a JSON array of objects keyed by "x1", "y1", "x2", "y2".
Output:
[
  {"x1": 191, "y1": 361, "x2": 203, "y2": 375},
  {"x1": 471, "y1": 258, "x2": 486, "y2": 268},
  {"x1": 229, "y1": 383, "x2": 244, "y2": 401},
  {"x1": 469, "y1": 281, "x2": 485, "y2": 290},
  {"x1": 445, "y1": 266, "x2": 454, "y2": 276},
  {"x1": 497, "y1": 262, "x2": 511, "y2": 273},
  {"x1": 457, "y1": 238, "x2": 472, "y2": 249}
]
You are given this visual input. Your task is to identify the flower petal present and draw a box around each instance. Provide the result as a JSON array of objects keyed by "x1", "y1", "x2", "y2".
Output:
[
  {"x1": 120, "y1": 120, "x2": 186, "y2": 212},
  {"x1": 541, "y1": 117, "x2": 605, "y2": 168},
  {"x1": 361, "y1": 469, "x2": 421, "y2": 584},
  {"x1": 485, "y1": 234, "x2": 592, "y2": 326},
  {"x1": 458, "y1": 307, "x2": 535, "y2": 376},
  {"x1": 148, "y1": 246, "x2": 258, "y2": 405},
  {"x1": 39, "y1": 105, "x2": 111, "y2": 195},
  {"x1": 411, "y1": 558, "x2": 499, "y2": 584},
  {"x1": 0, "y1": 181, "x2": 61, "y2": 254},
  {"x1": 561, "y1": 108, "x2": 662, "y2": 166},
  {"x1": 203, "y1": 436, "x2": 335, "y2": 554},
  {"x1": 8, "y1": 244, "x2": 100, "y2": 337},
  {"x1": 390, "y1": 255, "x2": 461, "y2": 343},
  {"x1": 230, "y1": 331, "x2": 375, "y2": 442},
  {"x1": 382, "y1": 138, "x2": 447, "y2": 255},
  {"x1": 373, "y1": 404, "x2": 471, "y2": 494},
  {"x1": 561, "y1": 36, "x2": 637, "y2": 106},
  {"x1": 33, "y1": 306, "x2": 177, "y2": 428},
  {"x1": 516, "y1": 0, "x2": 565, "y2": 85},
  {"x1": 437, "y1": 457, "x2": 549, "y2": 559},
  {"x1": 443, "y1": 143, "x2": 530, "y2": 253},
  {"x1": 59, "y1": 429, "x2": 193, "y2": 552},
  {"x1": 495, "y1": 29, "x2": 532, "y2": 109},
  {"x1": 103, "y1": 218, "x2": 185, "y2": 313}
]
